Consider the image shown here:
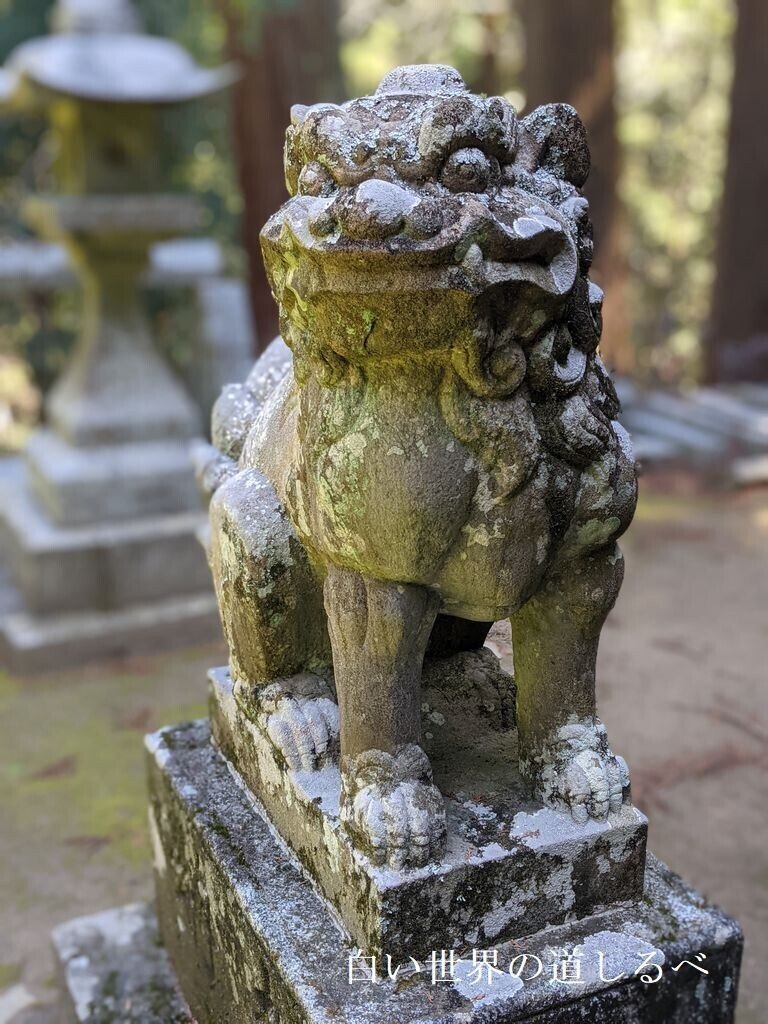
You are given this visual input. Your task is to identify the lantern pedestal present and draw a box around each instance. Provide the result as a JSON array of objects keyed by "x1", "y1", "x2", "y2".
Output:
[{"x1": 0, "y1": 196, "x2": 219, "y2": 672}]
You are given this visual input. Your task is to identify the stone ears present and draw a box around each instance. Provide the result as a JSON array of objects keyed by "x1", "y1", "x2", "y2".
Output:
[{"x1": 517, "y1": 103, "x2": 591, "y2": 187}]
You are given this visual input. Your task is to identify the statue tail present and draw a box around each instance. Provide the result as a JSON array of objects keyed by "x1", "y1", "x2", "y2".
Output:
[{"x1": 195, "y1": 335, "x2": 293, "y2": 502}]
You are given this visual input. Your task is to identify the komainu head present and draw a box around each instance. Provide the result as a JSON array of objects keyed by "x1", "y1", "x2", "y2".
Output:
[{"x1": 261, "y1": 64, "x2": 604, "y2": 406}]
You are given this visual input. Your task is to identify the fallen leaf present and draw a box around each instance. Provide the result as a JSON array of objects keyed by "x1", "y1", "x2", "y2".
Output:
[
  {"x1": 116, "y1": 705, "x2": 153, "y2": 731},
  {"x1": 26, "y1": 755, "x2": 77, "y2": 781},
  {"x1": 63, "y1": 835, "x2": 112, "y2": 854}
]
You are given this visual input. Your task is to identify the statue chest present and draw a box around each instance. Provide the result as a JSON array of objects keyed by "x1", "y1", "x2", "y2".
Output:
[{"x1": 286, "y1": 381, "x2": 477, "y2": 581}]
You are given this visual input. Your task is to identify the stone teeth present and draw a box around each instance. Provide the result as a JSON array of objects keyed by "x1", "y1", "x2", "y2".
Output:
[
  {"x1": 513, "y1": 214, "x2": 560, "y2": 238},
  {"x1": 461, "y1": 242, "x2": 484, "y2": 274}
]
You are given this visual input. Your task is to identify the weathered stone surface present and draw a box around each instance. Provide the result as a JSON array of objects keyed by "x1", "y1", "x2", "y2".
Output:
[
  {"x1": 52, "y1": 902, "x2": 193, "y2": 1023},
  {"x1": 207, "y1": 65, "x2": 638, "y2": 870},
  {"x1": 209, "y1": 650, "x2": 647, "y2": 963},
  {"x1": 145, "y1": 719, "x2": 742, "y2": 1024}
]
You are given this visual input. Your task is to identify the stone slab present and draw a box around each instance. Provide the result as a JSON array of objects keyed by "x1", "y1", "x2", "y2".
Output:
[
  {"x1": 25, "y1": 429, "x2": 202, "y2": 527},
  {"x1": 24, "y1": 194, "x2": 204, "y2": 238},
  {"x1": 628, "y1": 433, "x2": 683, "y2": 464},
  {"x1": 0, "y1": 591, "x2": 220, "y2": 674},
  {"x1": 52, "y1": 902, "x2": 193, "y2": 1023},
  {"x1": 0, "y1": 238, "x2": 225, "y2": 293},
  {"x1": 723, "y1": 382, "x2": 768, "y2": 409},
  {"x1": 619, "y1": 408, "x2": 728, "y2": 457},
  {"x1": 688, "y1": 387, "x2": 768, "y2": 447},
  {"x1": 183, "y1": 277, "x2": 256, "y2": 422},
  {"x1": 145, "y1": 718, "x2": 742, "y2": 1023},
  {"x1": 0, "y1": 475, "x2": 211, "y2": 615},
  {"x1": 209, "y1": 654, "x2": 647, "y2": 963}
]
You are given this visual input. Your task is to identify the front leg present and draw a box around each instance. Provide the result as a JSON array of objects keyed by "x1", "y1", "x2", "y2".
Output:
[
  {"x1": 324, "y1": 566, "x2": 445, "y2": 869},
  {"x1": 210, "y1": 470, "x2": 336, "y2": 771},
  {"x1": 511, "y1": 543, "x2": 631, "y2": 823}
]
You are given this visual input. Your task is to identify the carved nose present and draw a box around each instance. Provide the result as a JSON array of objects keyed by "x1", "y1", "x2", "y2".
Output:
[
  {"x1": 481, "y1": 209, "x2": 569, "y2": 266},
  {"x1": 339, "y1": 179, "x2": 418, "y2": 240}
]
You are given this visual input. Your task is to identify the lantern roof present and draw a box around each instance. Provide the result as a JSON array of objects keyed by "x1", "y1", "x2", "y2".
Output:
[{"x1": 1, "y1": 0, "x2": 235, "y2": 107}]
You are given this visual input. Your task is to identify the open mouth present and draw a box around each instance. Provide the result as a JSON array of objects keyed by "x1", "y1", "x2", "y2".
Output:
[{"x1": 262, "y1": 197, "x2": 579, "y2": 302}]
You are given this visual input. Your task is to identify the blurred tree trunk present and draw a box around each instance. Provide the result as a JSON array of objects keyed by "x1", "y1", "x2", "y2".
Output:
[
  {"x1": 470, "y1": 5, "x2": 504, "y2": 97},
  {"x1": 519, "y1": 0, "x2": 632, "y2": 374},
  {"x1": 705, "y1": 0, "x2": 768, "y2": 382},
  {"x1": 217, "y1": 0, "x2": 344, "y2": 351}
]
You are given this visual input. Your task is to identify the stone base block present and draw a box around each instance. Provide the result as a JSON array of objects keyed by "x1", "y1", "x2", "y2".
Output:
[
  {"x1": 52, "y1": 902, "x2": 193, "y2": 1023},
  {"x1": 0, "y1": 472, "x2": 211, "y2": 616},
  {"x1": 209, "y1": 653, "x2": 647, "y2": 962},
  {"x1": 0, "y1": 592, "x2": 220, "y2": 674},
  {"x1": 25, "y1": 429, "x2": 202, "y2": 527},
  {"x1": 144, "y1": 719, "x2": 742, "y2": 1024}
]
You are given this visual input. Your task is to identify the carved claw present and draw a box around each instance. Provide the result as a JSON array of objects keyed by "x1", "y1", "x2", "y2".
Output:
[
  {"x1": 243, "y1": 677, "x2": 339, "y2": 772},
  {"x1": 534, "y1": 718, "x2": 631, "y2": 824},
  {"x1": 341, "y1": 745, "x2": 446, "y2": 870},
  {"x1": 265, "y1": 696, "x2": 339, "y2": 771},
  {"x1": 560, "y1": 747, "x2": 630, "y2": 823}
]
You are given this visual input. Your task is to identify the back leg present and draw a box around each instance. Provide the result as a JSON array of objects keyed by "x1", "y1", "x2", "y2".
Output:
[
  {"x1": 209, "y1": 468, "x2": 337, "y2": 770},
  {"x1": 511, "y1": 543, "x2": 630, "y2": 822},
  {"x1": 511, "y1": 442, "x2": 637, "y2": 822}
]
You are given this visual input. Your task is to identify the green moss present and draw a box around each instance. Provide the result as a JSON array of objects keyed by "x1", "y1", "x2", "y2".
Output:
[
  {"x1": 207, "y1": 817, "x2": 233, "y2": 842},
  {"x1": 0, "y1": 642, "x2": 222, "y2": 917},
  {"x1": 0, "y1": 961, "x2": 22, "y2": 989}
]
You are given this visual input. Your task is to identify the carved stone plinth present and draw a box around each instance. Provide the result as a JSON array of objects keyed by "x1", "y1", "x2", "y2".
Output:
[
  {"x1": 91, "y1": 718, "x2": 736, "y2": 1024},
  {"x1": 209, "y1": 652, "x2": 647, "y2": 963},
  {"x1": 53, "y1": 903, "x2": 192, "y2": 1023}
]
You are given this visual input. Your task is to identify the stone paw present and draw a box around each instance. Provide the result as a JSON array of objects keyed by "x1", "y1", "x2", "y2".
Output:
[
  {"x1": 536, "y1": 718, "x2": 631, "y2": 824},
  {"x1": 341, "y1": 744, "x2": 446, "y2": 870},
  {"x1": 242, "y1": 676, "x2": 339, "y2": 772}
]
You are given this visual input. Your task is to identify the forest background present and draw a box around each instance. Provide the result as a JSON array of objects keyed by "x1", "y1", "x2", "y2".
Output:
[{"x1": 0, "y1": 0, "x2": 763, "y2": 448}]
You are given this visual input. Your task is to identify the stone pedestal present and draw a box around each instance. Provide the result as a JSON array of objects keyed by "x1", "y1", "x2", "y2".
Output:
[
  {"x1": 52, "y1": 646, "x2": 742, "y2": 1023},
  {"x1": 53, "y1": 712, "x2": 741, "y2": 1023},
  {"x1": 209, "y1": 655, "x2": 647, "y2": 963},
  {"x1": 0, "y1": 196, "x2": 220, "y2": 672}
]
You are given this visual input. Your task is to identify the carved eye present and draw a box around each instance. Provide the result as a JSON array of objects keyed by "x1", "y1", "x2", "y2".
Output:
[
  {"x1": 440, "y1": 147, "x2": 492, "y2": 193},
  {"x1": 298, "y1": 161, "x2": 336, "y2": 197}
]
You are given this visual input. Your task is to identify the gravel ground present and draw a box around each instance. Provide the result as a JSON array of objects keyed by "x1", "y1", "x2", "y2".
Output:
[{"x1": 0, "y1": 479, "x2": 765, "y2": 1022}]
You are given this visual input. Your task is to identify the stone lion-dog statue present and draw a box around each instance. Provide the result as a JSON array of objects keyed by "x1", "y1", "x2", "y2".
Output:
[{"x1": 202, "y1": 65, "x2": 637, "y2": 870}]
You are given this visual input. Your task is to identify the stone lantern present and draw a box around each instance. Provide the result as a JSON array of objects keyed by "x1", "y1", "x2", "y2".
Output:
[{"x1": 0, "y1": 0, "x2": 236, "y2": 670}]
